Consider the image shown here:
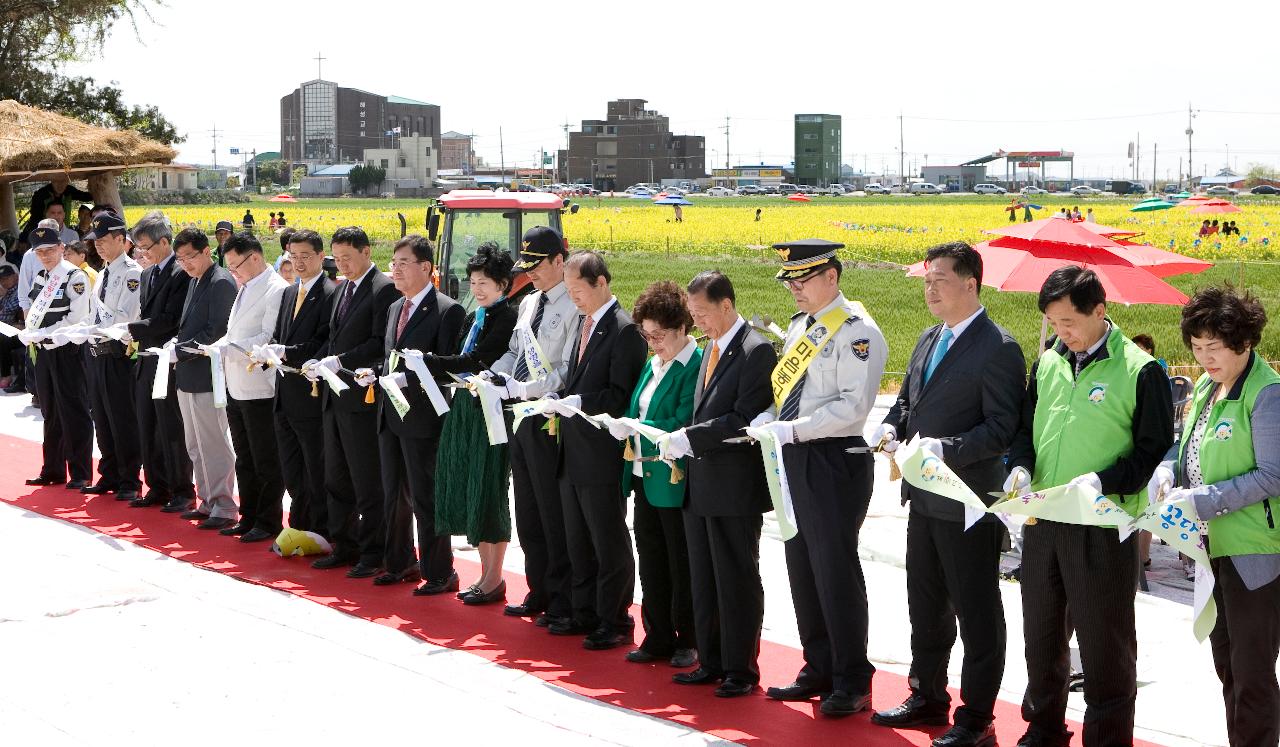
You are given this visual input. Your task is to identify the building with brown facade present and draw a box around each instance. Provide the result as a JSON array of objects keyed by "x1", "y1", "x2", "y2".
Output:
[
  {"x1": 280, "y1": 79, "x2": 440, "y2": 167},
  {"x1": 440, "y1": 131, "x2": 475, "y2": 173},
  {"x1": 558, "y1": 99, "x2": 705, "y2": 190}
]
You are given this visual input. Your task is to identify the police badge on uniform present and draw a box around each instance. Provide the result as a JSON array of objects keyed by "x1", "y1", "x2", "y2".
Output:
[
  {"x1": 851, "y1": 339, "x2": 871, "y2": 361},
  {"x1": 71, "y1": 281, "x2": 86, "y2": 294},
  {"x1": 548, "y1": 314, "x2": 562, "y2": 330},
  {"x1": 126, "y1": 278, "x2": 140, "y2": 292}
]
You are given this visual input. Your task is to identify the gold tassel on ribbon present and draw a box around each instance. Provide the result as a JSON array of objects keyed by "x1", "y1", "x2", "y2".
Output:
[
  {"x1": 310, "y1": 380, "x2": 319, "y2": 397},
  {"x1": 668, "y1": 461, "x2": 684, "y2": 485},
  {"x1": 364, "y1": 384, "x2": 375, "y2": 404},
  {"x1": 888, "y1": 454, "x2": 902, "y2": 482},
  {"x1": 622, "y1": 438, "x2": 635, "y2": 462},
  {"x1": 547, "y1": 415, "x2": 558, "y2": 437}
]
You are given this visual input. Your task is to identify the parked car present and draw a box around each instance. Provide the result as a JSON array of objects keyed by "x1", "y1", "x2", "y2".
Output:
[
  {"x1": 1250, "y1": 184, "x2": 1279, "y2": 196},
  {"x1": 760, "y1": 184, "x2": 781, "y2": 195},
  {"x1": 823, "y1": 185, "x2": 847, "y2": 196},
  {"x1": 1205, "y1": 185, "x2": 1239, "y2": 196},
  {"x1": 736, "y1": 184, "x2": 764, "y2": 196},
  {"x1": 1070, "y1": 185, "x2": 1101, "y2": 196},
  {"x1": 706, "y1": 186, "x2": 734, "y2": 197},
  {"x1": 974, "y1": 183, "x2": 1007, "y2": 195},
  {"x1": 777, "y1": 183, "x2": 799, "y2": 195},
  {"x1": 908, "y1": 182, "x2": 943, "y2": 194},
  {"x1": 661, "y1": 187, "x2": 686, "y2": 196},
  {"x1": 863, "y1": 183, "x2": 891, "y2": 195},
  {"x1": 1020, "y1": 185, "x2": 1048, "y2": 195},
  {"x1": 1163, "y1": 184, "x2": 1181, "y2": 194}
]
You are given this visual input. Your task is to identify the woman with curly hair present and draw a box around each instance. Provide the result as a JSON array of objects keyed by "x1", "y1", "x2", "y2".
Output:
[
  {"x1": 1150, "y1": 285, "x2": 1280, "y2": 747},
  {"x1": 617, "y1": 280, "x2": 702, "y2": 668},
  {"x1": 426, "y1": 243, "x2": 519, "y2": 605}
]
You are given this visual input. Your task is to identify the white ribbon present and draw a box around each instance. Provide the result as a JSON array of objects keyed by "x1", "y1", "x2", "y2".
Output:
[
  {"x1": 25, "y1": 264, "x2": 69, "y2": 331},
  {"x1": 148, "y1": 340, "x2": 176, "y2": 399},
  {"x1": 0, "y1": 320, "x2": 20, "y2": 337},
  {"x1": 205, "y1": 343, "x2": 228, "y2": 408},
  {"x1": 315, "y1": 364, "x2": 349, "y2": 394},
  {"x1": 745, "y1": 424, "x2": 799, "y2": 541},
  {"x1": 464, "y1": 375, "x2": 509, "y2": 446},
  {"x1": 400, "y1": 349, "x2": 449, "y2": 416},
  {"x1": 379, "y1": 374, "x2": 411, "y2": 419}
]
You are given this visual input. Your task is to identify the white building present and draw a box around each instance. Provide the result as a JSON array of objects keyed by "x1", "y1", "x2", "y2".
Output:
[{"x1": 363, "y1": 135, "x2": 437, "y2": 190}]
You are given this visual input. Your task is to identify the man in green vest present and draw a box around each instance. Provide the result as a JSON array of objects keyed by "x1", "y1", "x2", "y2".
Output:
[{"x1": 1005, "y1": 266, "x2": 1173, "y2": 747}]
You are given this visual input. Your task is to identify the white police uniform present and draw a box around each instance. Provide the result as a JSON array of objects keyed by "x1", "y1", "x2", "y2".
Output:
[{"x1": 86, "y1": 251, "x2": 145, "y2": 496}]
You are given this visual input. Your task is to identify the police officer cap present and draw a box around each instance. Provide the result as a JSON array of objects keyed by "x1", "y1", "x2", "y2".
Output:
[
  {"x1": 29, "y1": 226, "x2": 63, "y2": 250},
  {"x1": 83, "y1": 211, "x2": 126, "y2": 240},
  {"x1": 772, "y1": 238, "x2": 843, "y2": 281},
  {"x1": 514, "y1": 225, "x2": 565, "y2": 272},
  {"x1": 215, "y1": 220, "x2": 235, "y2": 233}
]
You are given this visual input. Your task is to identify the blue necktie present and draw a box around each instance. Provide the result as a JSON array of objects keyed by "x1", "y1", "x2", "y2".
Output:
[{"x1": 924, "y1": 327, "x2": 953, "y2": 384}]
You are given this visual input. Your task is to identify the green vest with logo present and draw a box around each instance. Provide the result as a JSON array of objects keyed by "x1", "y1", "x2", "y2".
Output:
[
  {"x1": 1032, "y1": 324, "x2": 1154, "y2": 518},
  {"x1": 1179, "y1": 354, "x2": 1280, "y2": 558}
]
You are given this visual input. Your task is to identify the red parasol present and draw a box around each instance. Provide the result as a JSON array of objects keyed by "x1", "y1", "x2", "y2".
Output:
[
  {"x1": 787, "y1": 193, "x2": 812, "y2": 202},
  {"x1": 268, "y1": 193, "x2": 298, "y2": 202},
  {"x1": 983, "y1": 218, "x2": 1140, "y2": 247},
  {"x1": 1190, "y1": 199, "x2": 1241, "y2": 214}
]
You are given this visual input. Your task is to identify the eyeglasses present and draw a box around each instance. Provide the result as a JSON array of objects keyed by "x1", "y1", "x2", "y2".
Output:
[
  {"x1": 781, "y1": 272, "x2": 823, "y2": 291},
  {"x1": 640, "y1": 328, "x2": 678, "y2": 343},
  {"x1": 227, "y1": 253, "x2": 253, "y2": 273},
  {"x1": 175, "y1": 252, "x2": 202, "y2": 264}
]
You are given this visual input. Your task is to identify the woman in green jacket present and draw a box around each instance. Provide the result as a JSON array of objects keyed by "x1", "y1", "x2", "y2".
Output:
[
  {"x1": 1151, "y1": 286, "x2": 1280, "y2": 747},
  {"x1": 618, "y1": 280, "x2": 702, "y2": 669}
]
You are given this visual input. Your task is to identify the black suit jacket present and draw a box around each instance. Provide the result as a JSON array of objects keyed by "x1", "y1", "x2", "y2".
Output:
[
  {"x1": 273, "y1": 276, "x2": 337, "y2": 415},
  {"x1": 882, "y1": 310, "x2": 1026, "y2": 521},
  {"x1": 316, "y1": 268, "x2": 400, "y2": 413},
  {"x1": 173, "y1": 265, "x2": 238, "y2": 394},
  {"x1": 128, "y1": 256, "x2": 191, "y2": 351},
  {"x1": 557, "y1": 301, "x2": 648, "y2": 485},
  {"x1": 377, "y1": 289, "x2": 467, "y2": 438},
  {"x1": 684, "y1": 323, "x2": 777, "y2": 516}
]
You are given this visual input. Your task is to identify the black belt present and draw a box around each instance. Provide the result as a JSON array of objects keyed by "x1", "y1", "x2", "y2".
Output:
[{"x1": 89, "y1": 340, "x2": 124, "y2": 358}]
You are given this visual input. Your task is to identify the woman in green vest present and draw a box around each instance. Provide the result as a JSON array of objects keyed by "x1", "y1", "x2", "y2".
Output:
[
  {"x1": 1150, "y1": 286, "x2": 1280, "y2": 747},
  {"x1": 616, "y1": 280, "x2": 702, "y2": 668}
]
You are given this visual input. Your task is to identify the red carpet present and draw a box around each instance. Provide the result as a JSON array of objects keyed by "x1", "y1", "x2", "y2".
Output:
[{"x1": 1, "y1": 433, "x2": 1160, "y2": 746}]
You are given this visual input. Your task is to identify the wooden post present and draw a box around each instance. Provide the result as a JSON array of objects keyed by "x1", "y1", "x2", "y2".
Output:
[
  {"x1": 0, "y1": 181, "x2": 16, "y2": 234},
  {"x1": 87, "y1": 171, "x2": 123, "y2": 214}
]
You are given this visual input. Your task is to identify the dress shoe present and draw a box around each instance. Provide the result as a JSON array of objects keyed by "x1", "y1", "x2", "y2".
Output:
[
  {"x1": 413, "y1": 572, "x2": 460, "y2": 596},
  {"x1": 219, "y1": 521, "x2": 254, "y2": 537},
  {"x1": 197, "y1": 517, "x2": 234, "y2": 531},
  {"x1": 625, "y1": 648, "x2": 662, "y2": 664},
  {"x1": 819, "y1": 689, "x2": 872, "y2": 718},
  {"x1": 933, "y1": 723, "x2": 996, "y2": 747},
  {"x1": 583, "y1": 628, "x2": 628, "y2": 650},
  {"x1": 672, "y1": 667, "x2": 723, "y2": 685},
  {"x1": 669, "y1": 648, "x2": 698, "y2": 668},
  {"x1": 462, "y1": 580, "x2": 506, "y2": 606},
  {"x1": 130, "y1": 492, "x2": 170, "y2": 508},
  {"x1": 547, "y1": 617, "x2": 596, "y2": 636},
  {"x1": 373, "y1": 567, "x2": 421, "y2": 586},
  {"x1": 160, "y1": 498, "x2": 194, "y2": 514},
  {"x1": 872, "y1": 694, "x2": 950, "y2": 727},
  {"x1": 240, "y1": 528, "x2": 275, "y2": 543},
  {"x1": 311, "y1": 552, "x2": 358, "y2": 570},
  {"x1": 65, "y1": 480, "x2": 90, "y2": 490},
  {"x1": 456, "y1": 582, "x2": 481, "y2": 600},
  {"x1": 534, "y1": 613, "x2": 558, "y2": 628},
  {"x1": 766, "y1": 681, "x2": 831, "y2": 701},
  {"x1": 715, "y1": 677, "x2": 758, "y2": 698},
  {"x1": 346, "y1": 561, "x2": 381, "y2": 579},
  {"x1": 81, "y1": 483, "x2": 115, "y2": 495},
  {"x1": 503, "y1": 601, "x2": 546, "y2": 618},
  {"x1": 1015, "y1": 729, "x2": 1073, "y2": 747},
  {"x1": 25, "y1": 476, "x2": 64, "y2": 486},
  {"x1": 180, "y1": 509, "x2": 210, "y2": 521},
  {"x1": 115, "y1": 490, "x2": 139, "y2": 503}
]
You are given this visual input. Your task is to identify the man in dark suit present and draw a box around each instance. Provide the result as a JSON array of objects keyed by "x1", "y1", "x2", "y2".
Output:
[
  {"x1": 125, "y1": 214, "x2": 195, "y2": 511},
  {"x1": 661, "y1": 270, "x2": 776, "y2": 698},
  {"x1": 304, "y1": 226, "x2": 400, "y2": 577},
  {"x1": 269, "y1": 229, "x2": 336, "y2": 534},
  {"x1": 361, "y1": 235, "x2": 465, "y2": 590},
  {"x1": 171, "y1": 228, "x2": 239, "y2": 530},
  {"x1": 550, "y1": 251, "x2": 647, "y2": 649},
  {"x1": 872, "y1": 242, "x2": 1026, "y2": 747}
]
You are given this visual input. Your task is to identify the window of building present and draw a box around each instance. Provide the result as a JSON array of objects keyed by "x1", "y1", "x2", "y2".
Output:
[
  {"x1": 301, "y1": 80, "x2": 337, "y2": 160},
  {"x1": 584, "y1": 125, "x2": 595, "y2": 134},
  {"x1": 381, "y1": 159, "x2": 389, "y2": 168},
  {"x1": 399, "y1": 157, "x2": 406, "y2": 167},
  {"x1": 648, "y1": 143, "x2": 655, "y2": 151},
  {"x1": 803, "y1": 133, "x2": 817, "y2": 140},
  {"x1": 606, "y1": 126, "x2": 616, "y2": 134},
  {"x1": 161, "y1": 172, "x2": 168, "y2": 189},
  {"x1": 416, "y1": 117, "x2": 423, "y2": 135}
]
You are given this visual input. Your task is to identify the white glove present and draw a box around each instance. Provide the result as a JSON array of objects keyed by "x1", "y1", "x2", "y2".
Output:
[
  {"x1": 317, "y1": 356, "x2": 341, "y2": 374},
  {"x1": 605, "y1": 419, "x2": 632, "y2": 441},
  {"x1": 1165, "y1": 487, "x2": 1193, "y2": 506},
  {"x1": 749, "y1": 411, "x2": 775, "y2": 429},
  {"x1": 475, "y1": 370, "x2": 496, "y2": 382},
  {"x1": 917, "y1": 437, "x2": 944, "y2": 459},
  {"x1": 1147, "y1": 462, "x2": 1175, "y2": 503},
  {"x1": 390, "y1": 372, "x2": 408, "y2": 388},
  {"x1": 120, "y1": 329, "x2": 133, "y2": 344},
  {"x1": 558, "y1": 394, "x2": 582, "y2": 412},
  {"x1": 353, "y1": 368, "x2": 377, "y2": 387},
  {"x1": 17, "y1": 328, "x2": 42, "y2": 345},
  {"x1": 1003, "y1": 466, "x2": 1031, "y2": 497},
  {"x1": 759, "y1": 419, "x2": 796, "y2": 446},
  {"x1": 264, "y1": 343, "x2": 285, "y2": 360},
  {"x1": 165, "y1": 345, "x2": 178, "y2": 365},
  {"x1": 1068, "y1": 472, "x2": 1103, "y2": 496},
  {"x1": 662, "y1": 428, "x2": 693, "y2": 460},
  {"x1": 872, "y1": 423, "x2": 899, "y2": 453},
  {"x1": 301, "y1": 359, "x2": 321, "y2": 381},
  {"x1": 504, "y1": 379, "x2": 531, "y2": 400}
]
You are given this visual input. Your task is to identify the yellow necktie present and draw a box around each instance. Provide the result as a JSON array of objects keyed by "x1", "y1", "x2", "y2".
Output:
[
  {"x1": 292, "y1": 283, "x2": 307, "y2": 318},
  {"x1": 703, "y1": 342, "x2": 720, "y2": 387}
]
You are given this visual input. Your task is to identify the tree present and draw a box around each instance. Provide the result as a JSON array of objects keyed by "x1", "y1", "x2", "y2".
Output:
[
  {"x1": 1245, "y1": 163, "x2": 1280, "y2": 188},
  {"x1": 0, "y1": 0, "x2": 184, "y2": 145},
  {"x1": 348, "y1": 164, "x2": 386, "y2": 195}
]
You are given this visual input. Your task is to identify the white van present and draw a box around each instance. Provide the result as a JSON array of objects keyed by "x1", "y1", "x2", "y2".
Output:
[
  {"x1": 974, "y1": 183, "x2": 1007, "y2": 195},
  {"x1": 908, "y1": 182, "x2": 943, "y2": 194}
]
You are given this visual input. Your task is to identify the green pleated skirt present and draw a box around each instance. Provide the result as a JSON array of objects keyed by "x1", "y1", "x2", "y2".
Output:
[{"x1": 434, "y1": 391, "x2": 511, "y2": 545}]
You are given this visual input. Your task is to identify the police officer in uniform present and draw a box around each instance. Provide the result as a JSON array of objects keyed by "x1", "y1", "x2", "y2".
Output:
[
  {"x1": 755, "y1": 239, "x2": 888, "y2": 717},
  {"x1": 81, "y1": 212, "x2": 144, "y2": 502},
  {"x1": 488, "y1": 226, "x2": 579, "y2": 624},
  {"x1": 21, "y1": 226, "x2": 94, "y2": 488}
]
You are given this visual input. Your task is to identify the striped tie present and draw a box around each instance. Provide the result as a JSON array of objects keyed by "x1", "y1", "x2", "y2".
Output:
[
  {"x1": 778, "y1": 316, "x2": 813, "y2": 421},
  {"x1": 512, "y1": 293, "x2": 548, "y2": 381}
]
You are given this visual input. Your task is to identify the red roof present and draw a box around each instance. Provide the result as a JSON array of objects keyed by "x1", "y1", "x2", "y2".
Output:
[{"x1": 437, "y1": 190, "x2": 564, "y2": 210}]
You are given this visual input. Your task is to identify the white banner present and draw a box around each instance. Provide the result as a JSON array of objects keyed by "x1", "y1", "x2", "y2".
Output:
[
  {"x1": 148, "y1": 341, "x2": 175, "y2": 399},
  {"x1": 400, "y1": 349, "x2": 450, "y2": 416},
  {"x1": 379, "y1": 374, "x2": 411, "y2": 419}
]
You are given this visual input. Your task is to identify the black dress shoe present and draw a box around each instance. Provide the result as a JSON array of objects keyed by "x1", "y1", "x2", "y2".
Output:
[
  {"x1": 1015, "y1": 729, "x2": 1073, "y2": 747},
  {"x1": 462, "y1": 580, "x2": 506, "y2": 606},
  {"x1": 311, "y1": 552, "x2": 358, "y2": 570},
  {"x1": 373, "y1": 567, "x2": 421, "y2": 586},
  {"x1": 130, "y1": 492, "x2": 170, "y2": 508},
  {"x1": 25, "y1": 476, "x2": 64, "y2": 486},
  {"x1": 240, "y1": 528, "x2": 275, "y2": 543},
  {"x1": 715, "y1": 677, "x2": 758, "y2": 698},
  {"x1": 115, "y1": 490, "x2": 139, "y2": 503},
  {"x1": 180, "y1": 509, "x2": 209, "y2": 520},
  {"x1": 547, "y1": 618, "x2": 596, "y2": 636},
  {"x1": 197, "y1": 517, "x2": 234, "y2": 531},
  {"x1": 503, "y1": 602, "x2": 546, "y2": 618},
  {"x1": 669, "y1": 648, "x2": 698, "y2": 668},
  {"x1": 872, "y1": 694, "x2": 950, "y2": 727},
  {"x1": 81, "y1": 483, "x2": 115, "y2": 495},
  {"x1": 766, "y1": 681, "x2": 831, "y2": 701},
  {"x1": 65, "y1": 480, "x2": 90, "y2": 490},
  {"x1": 535, "y1": 613, "x2": 558, "y2": 628},
  {"x1": 819, "y1": 689, "x2": 872, "y2": 718},
  {"x1": 933, "y1": 723, "x2": 996, "y2": 747},
  {"x1": 346, "y1": 561, "x2": 381, "y2": 579},
  {"x1": 160, "y1": 499, "x2": 194, "y2": 514},
  {"x1": 672, "y1": 667, "x2": 723, "y2": 685},
  {"x1": 219, "y1": 521, "x2": 254, "y2": 537},
  {"x1": 456, "y1": 583, "x2": 481, "y2": 600},
  {"x1": 413, "y1": 571, "x2": 459, "y2": 596},
  {"x1": 625, "y1": 648, "x2": 662, "y2": 663}
]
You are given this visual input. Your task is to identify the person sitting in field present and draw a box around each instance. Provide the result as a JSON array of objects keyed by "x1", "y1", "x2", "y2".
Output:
[
  {"x1": 269, "y1": 212, "x2": 278, "y2": 229},
  {"x1": 1199, "y1": 220, "x2": 1212, "y2": 237}
]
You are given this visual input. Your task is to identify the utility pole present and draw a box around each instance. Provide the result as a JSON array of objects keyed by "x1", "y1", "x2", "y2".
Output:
[
  {"x1": 499, "y1": 126, "x2": 506, "y2": 188},
  {"x1": 210, "y1": 123, "x2": 219, "y2": 169},
  {"x1": 251, "y1": 149, "x2": 257, "y2": 191},
  {"x1": 898, "y1": 113, "x2": 905, "y2": 190},
  {"x1": 721, "y1": 116, "x2": 730, "y2": 169},
  {"x1": 1135, "y1": 132, "x2": 1140, "y2": 182},
  {"x1": 1185, "y1": 102, "x2": 1196, "y2": 188},
  {"x1": 1152, "y1": 143, "x2": 1157, "y2": 191}
]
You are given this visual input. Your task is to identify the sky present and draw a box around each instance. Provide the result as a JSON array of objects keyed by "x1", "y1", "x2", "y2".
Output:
[{"x1": 68, "y1": 0, "x2": 1280, "y2": 182}]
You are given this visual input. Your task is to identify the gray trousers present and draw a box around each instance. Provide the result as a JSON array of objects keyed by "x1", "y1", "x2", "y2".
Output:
[{"x1": 177, "y1": 390, "x2": 238, "y2": 519}]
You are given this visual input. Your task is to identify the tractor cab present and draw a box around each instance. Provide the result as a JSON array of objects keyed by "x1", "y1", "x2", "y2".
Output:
[{"x1": 427, "y1": 190, "x2": 577, "y2": 310}]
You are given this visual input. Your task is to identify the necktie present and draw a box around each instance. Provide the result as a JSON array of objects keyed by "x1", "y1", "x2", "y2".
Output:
[
  {"x1": 923, "y1": 327, "x2": 954, "y2": 384},
  {"x1": 181, "y1": 275, "x2": 199, "y2": 320},
  {"x1": 778, "y1": 316, "x2": 814, "y2": 421},
  {"x1": 1074, "y1": 351, "x2": 1089, "y2": 378},
  {"x1": 395, "y1": 299, "x2": 414, "y2": 341},
  {"x1": 703, "y1": 341, "x2": 720, "y2": 388},
  {"x1": 292, "y1": 281, "x2": 307, "y2": 318},
  {"x1": 335, "y1": 280, "x2": 355, "y2": 324},
  {"x1": 98, "y1": 267, "x2": 109, "y2": 302},
  {"x1": 577, "y1": 313, "x2": 595, "y2": 364},
  {"x1": 512, "y1": 293, "x2": 548, "y2": 382}
]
